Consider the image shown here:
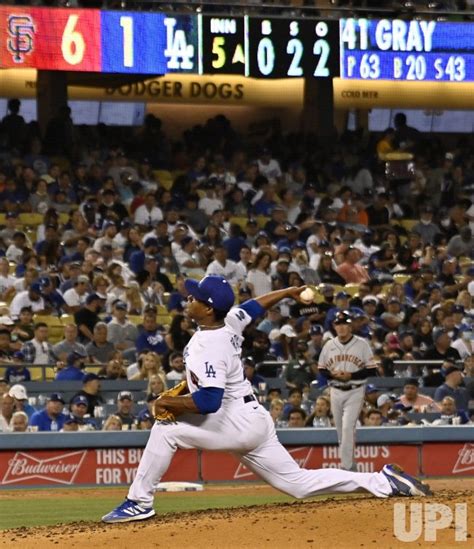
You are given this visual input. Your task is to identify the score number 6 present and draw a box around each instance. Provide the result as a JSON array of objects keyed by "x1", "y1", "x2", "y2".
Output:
[{"x1": 61, "y1": 15, "x2": 85, "y2": 66}]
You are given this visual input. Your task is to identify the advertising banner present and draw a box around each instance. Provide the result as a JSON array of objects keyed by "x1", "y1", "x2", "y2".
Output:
[{"x1": 0, "y1": 448, "x2": 199, "y2": 486}]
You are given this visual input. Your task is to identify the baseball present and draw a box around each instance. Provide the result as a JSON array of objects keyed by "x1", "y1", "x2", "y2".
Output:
[{"x1": 300, "y1": 288, "x2": 315, "y2": 304}]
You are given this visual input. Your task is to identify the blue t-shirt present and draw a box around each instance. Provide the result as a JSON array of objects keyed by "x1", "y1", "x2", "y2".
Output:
[
  {"x1": 5, "y1": 366, "x2": 31, "y2": 384},
  {"x1": 136, "y1": 329, "x2": 168, "y2": 355},
  {"x1": 55, "y1": 366, "x2": 85, "y2": 381},
  {"x1": 167, "y1": 292, "x2": 187, "y2": 312},
  {"x1": 30, "y1": 409, "x2": 68, "y2": 432}
]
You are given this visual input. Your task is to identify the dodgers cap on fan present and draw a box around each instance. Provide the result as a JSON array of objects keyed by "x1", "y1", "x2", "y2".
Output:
[
  {"x1": 185, "y1": 275, "x2": 235, "y2": 312},
  {"x1": 71, "y1": 395, "x2": 88, "y2": 406}
]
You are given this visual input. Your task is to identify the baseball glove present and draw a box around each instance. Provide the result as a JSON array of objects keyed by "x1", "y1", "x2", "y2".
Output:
[{"x1": 153, "y1": 380, "x2": 188, "y2": 422}]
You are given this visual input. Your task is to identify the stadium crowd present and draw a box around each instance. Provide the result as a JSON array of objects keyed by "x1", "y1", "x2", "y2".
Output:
[{"x1": 0, "y1": 99, "x2": 473, "y2": 433}]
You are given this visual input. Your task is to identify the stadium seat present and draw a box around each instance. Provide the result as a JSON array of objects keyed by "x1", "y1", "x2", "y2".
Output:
[
  {"x1": 393, "y1": 274, "x2": 410, "y2": 284},
  {"x1": 128, "y1": 315, "x2": 143, "y2": 326},
  {"x1": 19, "y1": 213, "x2": 43, "y2": 227},
  {"x1": 256, "y1": 215, "x2": 270, "y2": 228},
  {"x1": 229, "y1": 216, "x2": 249, "y2": 231},
  {"x1": 399, "y1": 219, "x2": 418, "y2": 232},
  {"x1": 343, "y1": 283, "x2": 359, "y2": 297}
]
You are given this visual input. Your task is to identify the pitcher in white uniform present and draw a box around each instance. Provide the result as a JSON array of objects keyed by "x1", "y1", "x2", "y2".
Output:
[{"x1": 102, "y1": 275, "x2": 431, "y2": 523}]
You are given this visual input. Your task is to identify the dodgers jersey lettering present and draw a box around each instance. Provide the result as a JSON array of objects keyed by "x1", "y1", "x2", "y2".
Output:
[
  {"x1": 318, "y1": 335, "x2": 376, "y2": 387},
  {"x1": 184, "y1": 306, "x2": 253, "y2": 400}
]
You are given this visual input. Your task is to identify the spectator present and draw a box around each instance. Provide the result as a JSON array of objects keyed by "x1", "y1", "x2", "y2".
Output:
[
  {"x1": 167, "y1": 274, "x2": 188, "y2": 313},
  {"x1": 424, "y1": 328, "x2": 461, "y2": 362},
  {"x1": 398, "y1": 379, "x2": 440, "y2": 412},
  {"x1": 70, "y1": 373, "x2": 102, "y2": 417},
  {"x1": 62, "y1": 275, "x2": 90, "y2": 313},
  {"x1": 102, "y1": 415, "x2": 123, "y2": 431},
  {"x1": 107, "y1": 300, "x2": 138, "y2": 352},
  {"x1": 412, "y1": 205, "x2": 440, "y2": 245},
  {"x1": 52, "y1": 324, "x2": 88, "y2": 362},
  {"x1": 146, "y1": 374, "x2": 166, "y2": 399},
  {"x1": 11, "y1": 410, "x2": 28, "y2": 433},
  {"x1": 138, "y1": 409, "x2": 154, "y2": 430},
  {"x1": 135, "y1": 307, "x2": 168, "y2": 356},
  {"x1": 364, "y1": 409, "x2": 384, "y2": 427},
  {"x1": 282, "y1": 388, "x2": 303, "y2": 419},
  {"x1": 336, "y1": 247, "x2": 370, "y2": 284},
  {"x1": 4, "y1": 351, "x2": 30, "y2": 383},
  {"x1": 74, "y1": 293, "x2": 103, "y2": 343},
  {"x1": 21, "y1": 322, "x2": 55, "y2": 365},
  {"x1": 164, "y1": 314, "x2": 193, "y2": 353},
  {"x1": 243, "y1": 356, "x2": 265, "y2": 390},
  {"x1": 451, "y1": 326, "x2": 473, "y2": 360},
  {"x1": 115, "y1": 391, "x2": 137, "y2": 430},
  {"x1": 14, "y1": 307, "x2": 35, "y2": 343},
  {"x1": 287, "y1": 407, "x2": 306, "y2": 428},
  {"x1": 447, "y1": 227, "x2": 474, "y2": 258},
  {"x1": 134, "y1": 191, "x2": 163, "y2": 228},
  {"x1": 284, "y1": 341, "x2": 314, "y2": 389},
  {"x1": 247, "y1": 250, "x2": 273, "y2": 297},
  {"x1": 269, "y1": 398, "x2": 285, "y2": 426},
  {"x1": 62, "y1": 416, "x2": 80, "y2": 432},
  {"x1": 69, "y1": 395, "x2": 96, "y2": 431},
  {"x1": 128, "y1": 351, "x2": 165, "y2": 382},
  {"x1": 432, "y1": 396, "x2": 470, "y2": 426},
  {"x1": 0, "y1": 393, "x2": 14, "y2": 432},
  {"x1": 30, "y1": 393, "x2": 67, "y2": 432},
  {"x1": 86, "y1": 322, "x2": 116, "y2": 364},
  {"x1": 306, "y1": 396, "x2": 333, "y2": 428},
  {"x1": 98, "y1": 356, "x2": 128, "y2": 380},
  {"x1": 8, "y1": 384, "x2": 35, "y2": 419},
  {"x1": 434, "y1": 366, "x2": 470, "y2": 411},
  {"x1": 205, "y1": 244, "x2": 244, "y2": 286},
  {"x1": 10, "y1": 282, "x2": 46, "y2": 319},
  {"x1": 166, "y1": 351, "x2": 185, "y2": 381},
  {"x1": 376, "y1": 394, "x2": 397, "y2": 423},
  {"x1": 55, "y1": 352, "x2": 86, "y2": 381}
]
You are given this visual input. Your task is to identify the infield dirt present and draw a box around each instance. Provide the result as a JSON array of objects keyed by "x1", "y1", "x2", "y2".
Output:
[{"x1": 0, "y1": 479, "x2": 472, "y2": 548}]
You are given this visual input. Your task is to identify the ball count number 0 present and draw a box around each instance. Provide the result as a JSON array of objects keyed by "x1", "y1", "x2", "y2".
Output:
[{"x1": 256, "y1": 20, "x2": 331, "y2": 77}]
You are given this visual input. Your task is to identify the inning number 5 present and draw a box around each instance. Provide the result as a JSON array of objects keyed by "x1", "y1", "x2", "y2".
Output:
[
  {"x1": 205, "y1": 362, "x2": 216, "y2": 378},
  {"x1": 61, "y1": 15, "x2": 85, "y2": 66}
]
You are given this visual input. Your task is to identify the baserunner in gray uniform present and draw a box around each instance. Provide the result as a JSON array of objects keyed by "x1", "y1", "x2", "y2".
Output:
[{"x1": 318, "y1": 310, "x2": 376, "y2": 471}]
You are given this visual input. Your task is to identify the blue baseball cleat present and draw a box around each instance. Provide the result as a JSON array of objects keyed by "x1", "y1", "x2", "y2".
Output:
[
  {"x1": 101, "y1": 498, "x2": 156, "y2": 523},
  {"x1": 382, "y1": 464, "x2": 433, "y2": 497}
]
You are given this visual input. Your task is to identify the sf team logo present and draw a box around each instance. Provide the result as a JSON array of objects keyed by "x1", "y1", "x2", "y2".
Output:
[{"x1": 7, "y1": 14, "x2": 35, "y2": 63}]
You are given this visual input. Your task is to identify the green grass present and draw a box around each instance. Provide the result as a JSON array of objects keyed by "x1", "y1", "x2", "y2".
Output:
[{"x1": 0, "y1": 491, "x2": 305, "y2": 530}]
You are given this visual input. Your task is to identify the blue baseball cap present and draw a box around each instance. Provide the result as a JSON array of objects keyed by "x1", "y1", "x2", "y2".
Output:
[
  {"x1": 71, "y1": 395, "x2": 88, "y2": 406},
  {"x1": 139, "y1": 409, "x2": 152, "y2": 422},
  {"x1": 185, "y1": 275, "x2": 235, "y2": 312},
  {"x1": 310, "y1": 324, "x2": 323, "y2": 336}
]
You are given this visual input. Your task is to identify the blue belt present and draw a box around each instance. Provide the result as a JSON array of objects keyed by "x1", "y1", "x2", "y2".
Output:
[{"x1": 243, "y1": 394, "x2": 257, "y2": 403}]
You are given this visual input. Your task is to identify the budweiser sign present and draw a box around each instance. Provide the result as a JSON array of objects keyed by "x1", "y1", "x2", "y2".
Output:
[
  {"x1": 452, "y1": 443, "x2": 474, "y2": 474},
  {"x1": 2, "y1": 451, "x2": 87, "y2": 485}
]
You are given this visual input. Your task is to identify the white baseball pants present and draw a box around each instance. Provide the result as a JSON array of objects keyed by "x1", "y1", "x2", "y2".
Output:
[{"x1": 128, "y1": 399, "x2": 391, "y2": 507}]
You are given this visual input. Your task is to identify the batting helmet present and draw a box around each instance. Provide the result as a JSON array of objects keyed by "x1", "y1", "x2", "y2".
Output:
[{"x1": 333, "y1": 310, "x2": 353, "y2": 325}]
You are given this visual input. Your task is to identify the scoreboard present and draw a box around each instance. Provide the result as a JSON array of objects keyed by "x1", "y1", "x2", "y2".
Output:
[
  {"x1": 2, "y1": 6, "x2": 474, "y2": 84},
  {"x1": 0, "y1": 6, "x2": 339, "y2": 78},
  {"x1": 340, "y1": 18, "x2": 474, "y2": 82}
]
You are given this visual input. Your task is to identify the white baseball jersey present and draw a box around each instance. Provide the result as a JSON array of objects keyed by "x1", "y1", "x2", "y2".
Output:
[
  {"x1": 318, "y1": 335, "x2": 376, "y2": 387},
  {"x1": 184, "y1": 307, "x2": 253, "y2": 401}
]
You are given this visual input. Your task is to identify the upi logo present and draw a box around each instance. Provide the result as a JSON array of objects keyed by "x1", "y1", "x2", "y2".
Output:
[{"x1": 393, "y1": 503, "x2": 468, "y2": 542}]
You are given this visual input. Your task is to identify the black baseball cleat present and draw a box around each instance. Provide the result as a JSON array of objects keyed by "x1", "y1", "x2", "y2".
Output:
[{"x1": 382, "y1": 464, "x2": 433, "y2": 497}]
